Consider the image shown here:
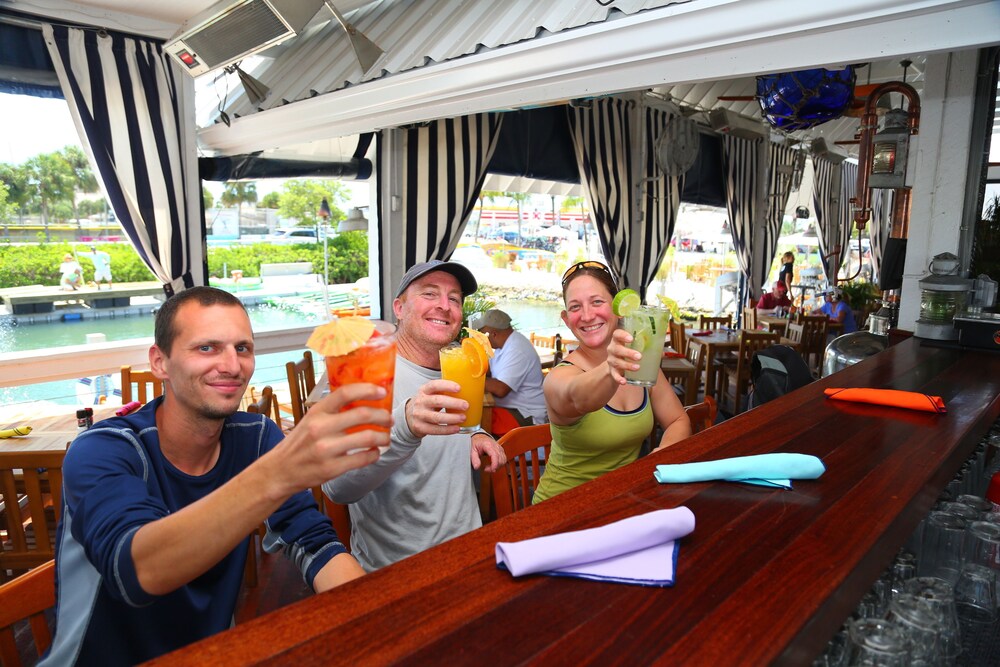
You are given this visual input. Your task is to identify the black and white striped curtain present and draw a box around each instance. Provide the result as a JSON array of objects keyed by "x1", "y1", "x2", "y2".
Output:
[
  {"x1": 812, "y1": 158, "x2": 846, "y2": 285},
  {"x1": 43, "y1": 24, "x2": 203, "y2": 295},
  {"x1": 868, "y1": 188, "x2": 894, "y2": 282},
  {"x1": 721, "y1": 135, "x2": 764, "y2": 306},
  {"x1": 567, "y1": 97, "x2": 634, "y2": 286},
  {"x1": 636, "y1": 107, "x2": 685, "y2": 301},
  {"x1": 375, "y1": 113, "x2": 503, "y2": 313},
  {"x1": 756, "y1": 144, "x2": 801, "y2": 295}
]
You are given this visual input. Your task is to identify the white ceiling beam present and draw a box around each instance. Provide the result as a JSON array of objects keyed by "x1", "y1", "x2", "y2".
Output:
[{"x1": 198, "y1": 0, "x2": 1000, "y2": 156}]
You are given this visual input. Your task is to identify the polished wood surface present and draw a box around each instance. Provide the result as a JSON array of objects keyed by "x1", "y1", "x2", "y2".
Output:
[
  {"x1": 149, "y1": 338, "x2": 1000, "y2": 666},
  {"x1": 0, "y1": 405, "x2": 119, "y2": 454}
]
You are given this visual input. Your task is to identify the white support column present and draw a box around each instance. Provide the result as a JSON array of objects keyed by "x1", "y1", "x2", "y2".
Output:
[
  {"x1": 374, "y1": 128, "x2": 407, "y2": 320},
  {"x1": 898, "y1": 50, "x2": 979, "y2": 330}
]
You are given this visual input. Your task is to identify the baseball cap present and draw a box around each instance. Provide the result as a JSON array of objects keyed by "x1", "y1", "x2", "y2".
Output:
[
  {"x1": 774, "y1": 280, "x2": 788, "y2": 291},
  {"x1": 394, "y1": 260, "x2": 478, "y2": 299},
  {"x1": 470, "y1": 309, "x2": 512, "y2": 330}
]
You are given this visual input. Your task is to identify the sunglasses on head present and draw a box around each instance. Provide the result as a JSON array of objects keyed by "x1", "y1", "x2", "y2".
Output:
[{"x1": 561, "y1": 261, "x2": 618, "y2": 289}]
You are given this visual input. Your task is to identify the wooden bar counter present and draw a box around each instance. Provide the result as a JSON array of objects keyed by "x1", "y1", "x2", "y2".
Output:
[{"x1": 151, "y1": 337, "x2": 1000, "y2": 666}]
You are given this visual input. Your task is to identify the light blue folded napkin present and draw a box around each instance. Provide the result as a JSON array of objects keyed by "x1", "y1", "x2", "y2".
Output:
[{"x1": 654, "y1": 453, "x2": 825, "y2": 489}]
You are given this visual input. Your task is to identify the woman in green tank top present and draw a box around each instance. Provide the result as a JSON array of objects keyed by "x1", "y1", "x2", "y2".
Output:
[{"x1": 533, "y1": 261, "x2": 691, "y2": 504}]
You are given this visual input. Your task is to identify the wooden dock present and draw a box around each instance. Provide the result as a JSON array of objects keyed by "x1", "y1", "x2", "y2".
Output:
[{"x1": 0, "y1": 282, "x2": 166, "y2": 315}]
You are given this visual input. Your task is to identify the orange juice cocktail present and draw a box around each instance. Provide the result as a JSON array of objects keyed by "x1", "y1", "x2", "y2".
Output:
[
  {"x1": 439, "y1": 338, "x2": 489, "y2": 433},
  {"x1": 324, "y1": 319, "x2": 397, "y2": 434}
]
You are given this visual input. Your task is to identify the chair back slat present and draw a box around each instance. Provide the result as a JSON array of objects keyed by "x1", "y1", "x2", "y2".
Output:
[
  {"x1": 698, "y1": 314, "x2": 732, "y2": 330},
  {"x1": 669, "y1": 319, "x2": 687, "y2": 356},
  {"x1": 742, "y1": 306, "x2": 759, "y2": 330},
  {"x1": 0, "y1": 451, "x2": 65, "y2": 581},
  {"x1": 120, "y1": 366, "x2": 164, "y2": 404},
  {"x1": 491, "y1": 425, "x2": 551, "y2": 519},
  {"x1": 0, "y1": 560, "x2": 56, "y2": 667},
  {"x1": 285, "y1": 351, "x2": 317, "y2": 426},
  {"x1": 530, "y1": 333, "x2": 558, "y2": 349},
  {"x1": 685, "y1": 396, "x2": 717, "y2": 433}
]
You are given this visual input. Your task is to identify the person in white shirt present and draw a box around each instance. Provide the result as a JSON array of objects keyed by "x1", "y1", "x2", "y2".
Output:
[
  {"x1": 59, "y1": 253, "x2": 83, "y2": 291},
  {"x1": 471, "y1": 309, "x2": 548, "y2": 433}
]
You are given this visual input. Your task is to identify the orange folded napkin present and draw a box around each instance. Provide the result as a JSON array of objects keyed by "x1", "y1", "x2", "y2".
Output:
[
  {"x1": 663, "y1": 351, "x2": 685, "y2": 359},
  {"x1": 824, "y1": 388, "x2": 946, "y2": 414}
]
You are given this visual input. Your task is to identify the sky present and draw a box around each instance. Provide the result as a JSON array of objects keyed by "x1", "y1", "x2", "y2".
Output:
[{"x1": 0, "y1": 92, "x2": 371, "y2": 205}]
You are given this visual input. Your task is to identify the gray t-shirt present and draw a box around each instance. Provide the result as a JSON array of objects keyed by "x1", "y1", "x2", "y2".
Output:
[{"x1": 323, "y1": 356, "x2": 481, "y2": 571}]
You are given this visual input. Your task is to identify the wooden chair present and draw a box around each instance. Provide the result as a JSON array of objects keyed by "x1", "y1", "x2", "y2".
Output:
[
  {"x1": 742, "y1": 306, "x2": 759, "y2": 331},
  {"x1": 669, "y1": 318, "x2": 687, "y2": 355},
  {"x1": 698, "y1": 314, "x2": 732, "y2": 330},
  {"x1": 490, "y1": 424, "x2": 552, "y2": 519},
  {"x1": 797, "y1": 315, "x2": 829, "y2": 377},
  {"x1": 245, "y1": 385, "x2": 285, "y2": 427},
  {"x1": 785, "y1": 321, "x2": 805, "y2": 345},
  {"x1": 0, "y1": 559, "x2": 56, "y2": 667},
  {"x1": 120, "y1": 365, "x2": 164, "y2": 404},
  {"x1": 723, "y1": 330, "x2": 780, "y2": 415},
  {"x1": 684, "y1": 337, "x2": 727, "y2": 404},
  {"x1": 284, "y1": 351, "x2": 316, "y2": 426},
  {"x1": 0, "y1": 451, "x2": 64, "y2": 583},
  {"x1": 530, "y1": 333, "x2": 558, "y2": 349},
  {"x1": 685, "y1": 396, "x2": 718, "y2": 434}
]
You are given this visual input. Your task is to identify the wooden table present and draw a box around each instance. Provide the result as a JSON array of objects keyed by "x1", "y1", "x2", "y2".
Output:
[
  {"x1": 683, "y1": 329, "x2": 741, "y2": 400},
  {"x1": 149, "y1": 337, "x2": 1000, "y2": 666},
  {"x1": 0, "y1": 404, "x2": 119, "y2": 454},
  {"x1": 759, "y1": 314, "x2": 791, "y2": 335}
]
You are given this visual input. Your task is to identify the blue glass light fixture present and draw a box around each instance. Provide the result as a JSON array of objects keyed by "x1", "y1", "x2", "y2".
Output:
[{"x1": 756, "y1": 66, "x2": 856, "y2": 132}]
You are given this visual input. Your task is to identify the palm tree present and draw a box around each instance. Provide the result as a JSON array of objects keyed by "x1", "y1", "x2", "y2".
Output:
[
  {"x1": 562, "y1": 195, "x2": 589, "y2": 252},
  {"x1": 220, "y1": 181, "x2": 258, "y2": 226},
  {"x1": 473, "y1": 189, "x2": 502, "y2": 241},
  {"x1": 508, "y1": 192, "x2": 531, "y2": 246}
]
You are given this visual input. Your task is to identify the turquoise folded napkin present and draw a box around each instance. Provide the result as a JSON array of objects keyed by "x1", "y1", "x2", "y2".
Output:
[{"x1": 654, "y1": 453, "x2": 825, "y2": 489}]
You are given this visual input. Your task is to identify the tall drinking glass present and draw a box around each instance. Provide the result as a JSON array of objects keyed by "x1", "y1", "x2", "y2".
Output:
[
  {"x1": 439, "y1": 341, "x2": 487, "y2": 433},
  {"x1": 622, "y1": 305, "x2": 670, "y2": 387},
  {"x1": 324, "y1": 319, "x2": 397, "y2": 436}
]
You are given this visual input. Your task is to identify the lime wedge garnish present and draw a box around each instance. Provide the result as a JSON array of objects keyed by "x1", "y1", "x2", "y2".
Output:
[{"x1": 612, "y1": 289, "x2": 640, "y2": 317}]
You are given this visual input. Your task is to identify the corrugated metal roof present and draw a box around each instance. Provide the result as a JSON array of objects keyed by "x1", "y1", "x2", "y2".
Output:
[{"x1": 208, "y1": 0, "x2": 685, "y2": 123}]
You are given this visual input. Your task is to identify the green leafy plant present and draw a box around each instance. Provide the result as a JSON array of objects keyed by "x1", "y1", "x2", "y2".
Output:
[
  {"x1": 838, "y1": 280, "x2": 879, "y2": 309},
  {"x1": 460, "y1": 292, "x2": 496, "y2": 337}
]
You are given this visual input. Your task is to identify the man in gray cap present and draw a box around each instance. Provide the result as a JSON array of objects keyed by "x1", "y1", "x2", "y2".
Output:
[
  {"x1": 324, "y1": 260, "x2": 505, "y2": 571},
  {"x1": 470, "y1": 309, "x2": 548, "y2": 434}
]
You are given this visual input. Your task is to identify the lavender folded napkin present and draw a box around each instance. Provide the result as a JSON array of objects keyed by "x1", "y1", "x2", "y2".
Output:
[
  {"x1": 495, "y1": 507, "x2": 695, "y2": 587},
  {"x1": 654, "y1": 453, "x2": 825, "y2": 489}
]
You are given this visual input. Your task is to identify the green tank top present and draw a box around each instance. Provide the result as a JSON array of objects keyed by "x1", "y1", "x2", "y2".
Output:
[{"x1": 532, "y1": 386, "x2": 653, "y2": 504}]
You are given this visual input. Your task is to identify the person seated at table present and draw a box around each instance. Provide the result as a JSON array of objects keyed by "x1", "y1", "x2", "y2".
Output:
[
  {"x1": 756, "y1": 280, "x2": 793, "y2": 315},
  {"x1": 533, "y1": 261, "x2": 690, "y2": 504},
  {"x1": 778, "y1": 251, "x2": 795, "y2": 294},
  {"x1": 41, "y1": 286, "x2": 386, "y2": 666},
  {"x1": 812, "y1": 286, "x2": 857, "y2": 333},
  {"x1": 323, "y1": 260, "x2": 505, "y2": 571},
  {"x1": 470, "y1": 308, "x2": 548, "y2": 435},
  {"x1": 59, "y1": 252, "x2": 83, "y2": 291}
]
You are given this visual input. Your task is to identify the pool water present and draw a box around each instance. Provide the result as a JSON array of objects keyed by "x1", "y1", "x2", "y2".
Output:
[{"x1": 1, "y1": 299, "x2": 569, "y2": 407}]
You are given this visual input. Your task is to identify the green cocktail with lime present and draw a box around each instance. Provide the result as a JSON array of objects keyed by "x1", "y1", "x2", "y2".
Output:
[{"x1": 613, "y1": 290, "x2": 669, "y2": 387}]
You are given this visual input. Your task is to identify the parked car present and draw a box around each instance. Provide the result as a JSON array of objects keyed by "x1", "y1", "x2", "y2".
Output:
[{"x1": 270, "y1": 228, "x2": 320, "y2": 243}]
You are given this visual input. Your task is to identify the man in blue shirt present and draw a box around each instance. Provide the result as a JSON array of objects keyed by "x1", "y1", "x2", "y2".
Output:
[{"x1": 42, "y1": 286, "x2": 389, "y2": 665}]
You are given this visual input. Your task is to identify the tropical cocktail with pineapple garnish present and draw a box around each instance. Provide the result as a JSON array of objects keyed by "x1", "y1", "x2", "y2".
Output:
[
  {"x1": 307, "y1": 317, "x2": 397, "y2": 437},
  {"x1": 439, "y1": 328, "x2": 494, "y2": 432},
  {"x1": 613, "y1": 289, "x2": 670, "y2": 387}
]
